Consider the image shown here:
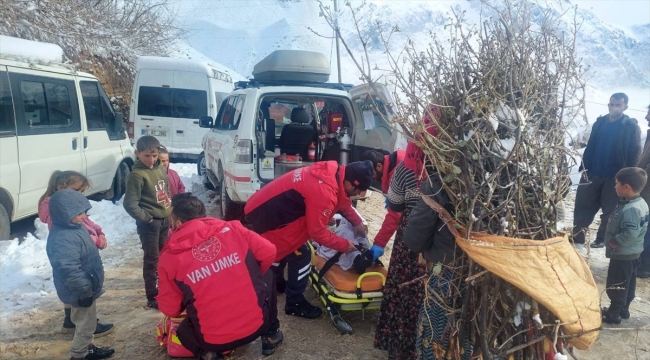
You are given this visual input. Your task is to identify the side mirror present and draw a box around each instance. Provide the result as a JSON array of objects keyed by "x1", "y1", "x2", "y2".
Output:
[{"x1": 199, "y1": 116, "x2": 214, "y2": 128}]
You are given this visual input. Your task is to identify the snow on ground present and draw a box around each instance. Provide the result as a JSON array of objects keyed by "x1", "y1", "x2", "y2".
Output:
[{"x1": 0, "y1": 163, "x2": 201, "y2": 328}]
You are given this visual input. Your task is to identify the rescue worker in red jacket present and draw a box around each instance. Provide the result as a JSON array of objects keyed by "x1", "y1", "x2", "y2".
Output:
[
  {"x1": 157, "y1": 193, "x2": 283, "y2": 360},
  {"x1": 360, "y1": 149, "x2": 406, "y2": 261},
  {"x1": 245, "y1": 160, "x2": 375, "y2": 319}
]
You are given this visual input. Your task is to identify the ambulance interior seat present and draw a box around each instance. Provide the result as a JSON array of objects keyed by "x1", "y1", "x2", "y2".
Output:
[{"x1": 279, "y1": 107, "x2": 314, "y2": 160}]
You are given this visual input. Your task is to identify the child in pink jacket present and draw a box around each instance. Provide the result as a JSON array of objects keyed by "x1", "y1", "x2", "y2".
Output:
[
  {"x1": 39, "y1": 170, "x2": 113, "y2": 336},
  {"x1": 159, "y1": 146, "x2": 185, "y2": 197}
]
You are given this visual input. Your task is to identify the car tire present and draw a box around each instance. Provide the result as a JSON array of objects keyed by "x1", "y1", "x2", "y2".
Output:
[
  {"x1": 197, "y1": 153, "x2": 215, "y2": 190},
  {"x1": 111, "y1": 162, "x2": 130, "y2": 203},
  {"x1": 220, "y1": 173, "x2": 242, "y2": 221},
  {"x1": 0, "y1": 203, "x2": 10, "y2": 240}
]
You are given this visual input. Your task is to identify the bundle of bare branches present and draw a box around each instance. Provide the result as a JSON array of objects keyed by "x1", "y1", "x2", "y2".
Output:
[{"x1": 320, "y1": 1, "x2": 596, "y2": 358}]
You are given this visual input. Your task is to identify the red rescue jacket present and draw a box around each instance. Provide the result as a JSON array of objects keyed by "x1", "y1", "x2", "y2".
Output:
[
  {"x1": 375, "y1": 150, "x2": 406, "y2": 248},
  {"x1": 245, "y1": 161, "x2": 362, "y2": 261},
  {"x1": 157, "y1": 217, "x2": 276, "y2": 345}
]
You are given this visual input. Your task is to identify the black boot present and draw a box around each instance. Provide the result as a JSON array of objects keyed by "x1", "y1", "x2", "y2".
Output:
[
  {"x1": 62, "y1": 308, "x2": 75, "y2": 333},
  {"x1": 262, "y1": 330, "x2": 284, "y2": 356},
  {"x1": 147, "y1": 297, "x2": 158, "y2": 309},
  {"x1": 285, "y1": 300, "x2": 322, "y2": 319},
  {"x1": 590, "y1": 239, "x2": 605, "y2": 248}
]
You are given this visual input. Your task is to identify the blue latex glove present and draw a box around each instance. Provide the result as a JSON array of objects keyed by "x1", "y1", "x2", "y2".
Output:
[
  {"x1": 384, "y1": 197, "x2": 389, "y2": 209},
  {"x1": 369, "y1": 245, "x2": 384, "y2": 261}
]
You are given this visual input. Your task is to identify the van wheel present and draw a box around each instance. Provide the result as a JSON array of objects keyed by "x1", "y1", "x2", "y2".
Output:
[
  {"x1": 197, "y1": 153, "x2": 215, "y2": 190},
  {"x1": 220, "y1": 175, "x2": 242, "y2": 221},
  {"x1": 111, "y1": 162, "x2": 130, "y2": 203},
  {"x1": 0, "y1": 203, "x2": 10, "y2": 240}
]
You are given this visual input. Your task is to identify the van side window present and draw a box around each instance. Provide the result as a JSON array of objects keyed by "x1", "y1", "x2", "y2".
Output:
[
  {"x1": 21, "y1": 81, "x2": 73, "y2": 127},
  {"x1": 80, "y1": 81, "x2": 116, "y2": 130},
  {"x1": 0, "y1": 71, "x2": 16, "y2": 135},
  {"x1": 10, "y1": 74, "x2": 81, "y2": 135},
  {"x1": 137, "y1": 86, "x2": 207, "y2": 119},
  {"x1": 216, "y1": 95, "x2": 245, "y2": 131}
]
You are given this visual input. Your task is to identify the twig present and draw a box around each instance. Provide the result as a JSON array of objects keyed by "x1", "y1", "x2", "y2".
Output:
[{"x1": 397, "y1": 274, "x2": 428, "y2": 288}]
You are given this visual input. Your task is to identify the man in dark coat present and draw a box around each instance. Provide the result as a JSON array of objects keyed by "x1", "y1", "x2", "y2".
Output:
[
  {"x1": 573, "y1": 93, "x2": 642, "y2": 248},
  {"x1": 46, "y1": 189, "x2": 115, "y2": 360}
]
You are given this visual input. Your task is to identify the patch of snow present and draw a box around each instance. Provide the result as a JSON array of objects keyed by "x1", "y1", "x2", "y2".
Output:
[
  {"x1": 165, "y1": 147, "x2": 204, "y2": 155},
  {"x1": 555, "y1": 353, "x2": 568, "y2": 360},
  {"x1": 0, "y1": 35, "x2": 63, "y2": 63},
  {"x1": 0, "y1": 161, "x2": 204, "y2": 321}
]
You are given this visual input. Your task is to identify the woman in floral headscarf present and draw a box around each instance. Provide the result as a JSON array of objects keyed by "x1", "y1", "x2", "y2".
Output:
[{"x1": 374, "y1": 106, "x2": 439, "y2": 360}]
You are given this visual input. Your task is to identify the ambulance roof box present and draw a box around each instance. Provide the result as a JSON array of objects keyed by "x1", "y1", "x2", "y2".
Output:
[{"x1": 252, "y1": 50, "x2": 331, "y2": 83}]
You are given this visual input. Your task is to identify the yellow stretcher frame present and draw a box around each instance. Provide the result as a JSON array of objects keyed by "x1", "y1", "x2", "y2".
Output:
[{"x1": 307, "y1": 242, "x2": 387, "y2": 334}]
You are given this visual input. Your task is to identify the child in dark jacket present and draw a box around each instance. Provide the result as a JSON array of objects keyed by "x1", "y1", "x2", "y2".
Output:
[
  {"x1": 46, "y1": 189, "x2": 115, "y2": 360},
  {"x1": 603, "y1": 167, "x2": 649, "y2": 324},
  {"x1": 39, "y1": 170, "x2": 113, "y2": 335},
  {"x1": 159, "y1": 146, "x2": 185, "y2": 197},
  {"x1": 123, "y1": 135, "x2": 172, "y2": 309}
]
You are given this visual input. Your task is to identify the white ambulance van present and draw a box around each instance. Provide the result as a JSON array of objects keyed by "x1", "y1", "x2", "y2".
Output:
[
  {"x1": 129, "y1": 56, "x2": 235, "y2": 160},
  {"x1": 0, "y1": 35, "x2": 135, "y2": 240}
]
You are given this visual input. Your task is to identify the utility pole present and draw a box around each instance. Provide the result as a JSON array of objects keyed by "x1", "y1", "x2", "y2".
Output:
[{"x1": 333, "y1": 0, "x2": 342, "y2": 83}]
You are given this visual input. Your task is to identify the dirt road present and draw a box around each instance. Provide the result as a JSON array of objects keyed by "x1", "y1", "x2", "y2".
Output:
[{"x1": 1, "y1": 190, "x2": 648, "y2": 359}]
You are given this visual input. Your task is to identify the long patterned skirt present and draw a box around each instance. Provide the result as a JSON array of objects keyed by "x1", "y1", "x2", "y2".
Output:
[
  {"x1": 374, "y1": 207, "x2": 427, "y2": 359},
  {"x1": 416, "y1": 268, "x2": 473, "y2": 360}
]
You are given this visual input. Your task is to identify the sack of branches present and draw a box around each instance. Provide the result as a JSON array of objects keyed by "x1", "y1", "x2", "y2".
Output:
[{"x1": 374, "y1": 1, "x2": 599, "y2": 359}]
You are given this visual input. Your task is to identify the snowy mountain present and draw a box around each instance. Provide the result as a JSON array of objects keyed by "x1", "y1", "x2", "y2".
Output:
[{"x1": 176, "y1": 0, "x2": 649, "y2": 89}]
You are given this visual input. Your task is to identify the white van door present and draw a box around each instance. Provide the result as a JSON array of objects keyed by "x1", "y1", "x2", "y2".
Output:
[
  {"x1": 78, "y1": 79, "x2": 124, "y2": 193},
  {"x1": 0, "y1": 68, "x2": 20, "y2": 224},
  {"x1": 8, "y1": 69, "x2": 86, "y2": 219},
  {"x1": 171, "y1": 71, "x2": 209, "y2": 154},
  {"x1": 349, "y1": 83, "x2": 395, "y2": 153}
]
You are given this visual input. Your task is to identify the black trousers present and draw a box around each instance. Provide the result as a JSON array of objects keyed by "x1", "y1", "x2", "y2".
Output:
[
  {"x1": 136, "y1": 217, "x2": 170, "y2": 299},
  {"x1": 606, "y1": 259, "x2": 637, "y2": 315},
  {"x1": 272, "y1": 243, "x2": 311, "y2": 305},
  {"x1": 177, "y1": 270, "x2": 279, "y2": 357},
  {"x1": 572, "y1": 175, "x2": 619, "y2": 244}
]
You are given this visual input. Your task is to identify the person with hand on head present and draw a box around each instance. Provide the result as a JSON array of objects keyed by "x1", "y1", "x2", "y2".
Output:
[
  {"x1": 38, "y1": 170, "x2": 113, "y2": 336},
  {"x1": 46, "y1": 189, "x2": 115, "y2": 360},
  {"x1": 123, "y1": 135, "x2": 172, "y2": 309},
  {"x1": 245, "y1": 160, "x2": 374, "y2": 319},
  {"x1": 157, "y1": 193, "x2": 282, "y2": 359},
  {"x1": 360, "y1": 149, "x2": 406, "y2": 262}
]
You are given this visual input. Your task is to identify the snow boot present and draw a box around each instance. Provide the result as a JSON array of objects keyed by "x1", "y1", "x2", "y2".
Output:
[
  {"x1": 262, "y1": 329, "x2": 283, "y2": 356},
  {"x1": 62, "y1": 308, "x2": 75, "y2": 333},
  {"x1": 602, "y1": 310, "x2": 622, "y2": 324},
  {"x1": 603, "y1": 306, "x2": 629, "y2": 320},
  {"x1": 285, "y1": 300, "x2": 322, "y2": 319}
]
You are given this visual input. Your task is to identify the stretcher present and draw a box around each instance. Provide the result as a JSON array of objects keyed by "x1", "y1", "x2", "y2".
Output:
[{"x1": 307, "y1": 242, "x2": 387, "y2": 334}]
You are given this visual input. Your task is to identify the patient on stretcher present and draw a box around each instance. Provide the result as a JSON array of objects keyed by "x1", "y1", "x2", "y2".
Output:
[{"x1": 316, "y1": 216, "x2": 375, "y2": 274}]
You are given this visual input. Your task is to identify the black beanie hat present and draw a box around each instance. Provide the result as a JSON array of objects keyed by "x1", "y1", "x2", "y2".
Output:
[{"x1": 344, "y1": 160, "x2": 374, "y2": 191}]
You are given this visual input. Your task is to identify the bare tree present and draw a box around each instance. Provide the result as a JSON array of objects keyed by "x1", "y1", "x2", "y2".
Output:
[{"x1": 320, "y1": 0, "x2": 594, "y2": 358}]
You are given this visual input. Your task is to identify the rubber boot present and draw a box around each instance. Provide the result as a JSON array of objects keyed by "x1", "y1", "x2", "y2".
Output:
[{"x1": 62, "y1": 307, "x2": 75, "y2": 333}]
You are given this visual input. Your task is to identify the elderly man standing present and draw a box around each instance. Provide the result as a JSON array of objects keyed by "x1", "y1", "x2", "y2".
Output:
[
  {"x1": 573, "y1": 93, "x2": 642, "y2": 248},
  {"x1": 636, "y1": 105, "x2": 650, "y2": 278}
]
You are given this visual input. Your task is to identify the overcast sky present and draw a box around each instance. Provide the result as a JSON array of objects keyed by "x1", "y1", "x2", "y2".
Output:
[{"x1": 573, "y1": 0, "x2": 650, "y2": 28}]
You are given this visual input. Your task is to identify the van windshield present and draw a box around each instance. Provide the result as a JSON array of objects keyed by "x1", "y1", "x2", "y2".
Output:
[{"x1": 137, "y1": 86, "x2": 208, "y2": 119}]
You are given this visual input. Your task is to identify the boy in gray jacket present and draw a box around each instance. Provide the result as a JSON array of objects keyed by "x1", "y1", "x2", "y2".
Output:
[
  {"x1": 603, "y1": 167, "x2": 649, "y2": 324},
  {"x1": 46, "y1": 189, "x2": 114, "y2": 360}
]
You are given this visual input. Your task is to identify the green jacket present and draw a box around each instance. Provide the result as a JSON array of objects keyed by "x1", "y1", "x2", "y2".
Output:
[
  {"x1": 605, "y1": 195, "x2": 649, "y2": 260},
  {"x1": 123, "y1": 159, "x2": 172, "y2": 223}
]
